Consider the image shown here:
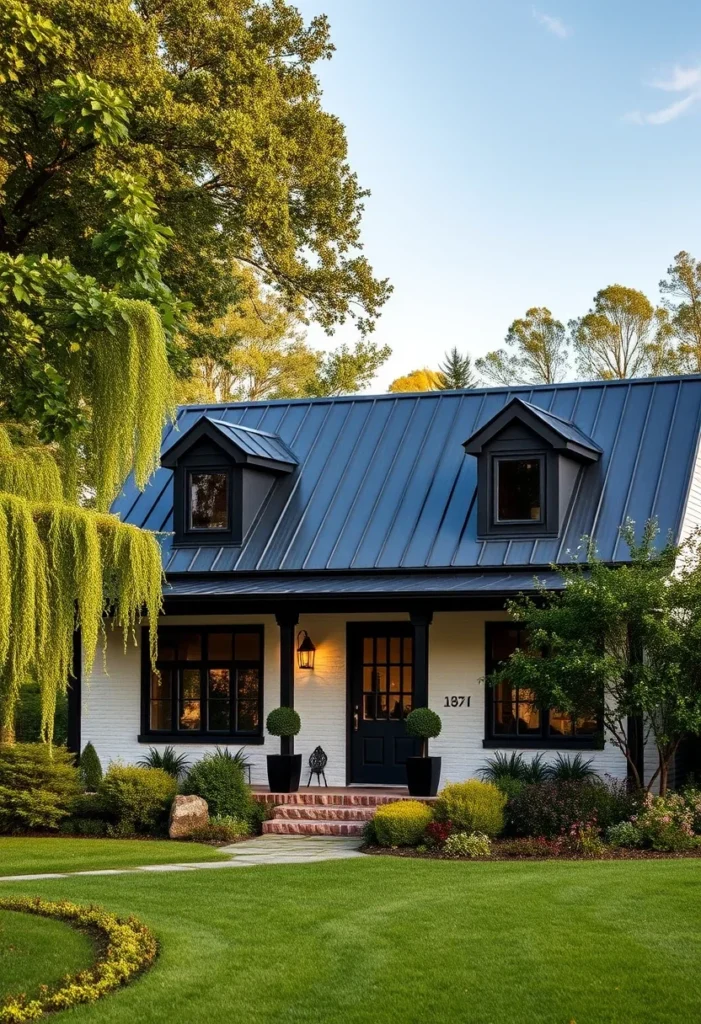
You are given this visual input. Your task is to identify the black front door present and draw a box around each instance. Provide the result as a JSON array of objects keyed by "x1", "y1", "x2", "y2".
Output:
[{"x1": 348, "y1": 624, "x2": 420, "y2": 785}]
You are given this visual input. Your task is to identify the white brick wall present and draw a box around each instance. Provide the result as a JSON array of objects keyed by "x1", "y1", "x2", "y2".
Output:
[{"x1": 82, "y1": 610, "x2": 628, "y2": 785}]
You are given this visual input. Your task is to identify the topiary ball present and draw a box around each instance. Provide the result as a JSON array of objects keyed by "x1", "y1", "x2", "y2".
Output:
[
  {"x1": 266, "y1": 706, "x2": 301, "y2": 738},
  {"x1": 405, "y1": 707, "x2": 442, "y2": 740}
]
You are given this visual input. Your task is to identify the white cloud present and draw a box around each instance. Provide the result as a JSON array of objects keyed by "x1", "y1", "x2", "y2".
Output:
[
  {"x1": 626, "y1": 62, "x2": 701, "y2": 126},
  {"x1": 532, "y1": 8, "x2": 572, "y2": 39}
]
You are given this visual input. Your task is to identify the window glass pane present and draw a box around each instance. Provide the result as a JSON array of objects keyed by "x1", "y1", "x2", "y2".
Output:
[
  {"x1": 180, "y1": 668, "x2": 200, "y2": 700},
  {"x1": 177, "y1": 631, "x2": 202, "y2": 661},
  {"x1": 208, "y1": 633, "x2": 232, "y2": 660},
  {"x1": 494, "y1": 701, "x2": 517, "y2": 735},
  {"x1": 491, "y1": 627, "x2": 526, "y2": 665},
  {"x1": 189, "y1": 472, "x2": 229, "y2": 530},
  {"x1": 237, "y1": 667, "x2": 259, "y2": 701},
  {"x1": 549, "y1": 708, "x2": 574, "y2": 737},
  {"x1": 157, "y1": 632, "x2": 176, "y2": 662},
  {"x1": 497, "y1": 459, "x2": 541, "y2": 522},
  {"x1": 574, "y1": 712, "x2": 598, "y2": 736},
  {"x1": 150, "y1": 700, "x2": 171, "y2": 731},
  {"x1": 179, "y1": 701, "x2": 201, "y2": 730},
  {"x1": 208, "y1": 668, "x2": 230, "y2": 698},
  {"x1": 237, "y1": 700, "x2": 259, "y2": 732},
  {"x1": 235, "y1": 632, "x2": 260, "y2": 660},
  {"x1": 151, "y1": 668, "x2": 172, "y2": 699},
  {"x1": 209, "y1": 701, "x2": 229, "y2": 732},
  {"x1": 516, "y1": 701, "x2": 541, "y2": 734}
]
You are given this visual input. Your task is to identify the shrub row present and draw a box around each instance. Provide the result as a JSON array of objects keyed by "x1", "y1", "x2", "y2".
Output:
[{"x1": 0, "y1": 897, "x2": 157, "y2": 1023}]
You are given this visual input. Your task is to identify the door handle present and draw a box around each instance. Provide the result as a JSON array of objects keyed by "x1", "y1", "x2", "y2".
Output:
[{"x1": 353, "y1": 705, "x2": 359, "y2": 731}]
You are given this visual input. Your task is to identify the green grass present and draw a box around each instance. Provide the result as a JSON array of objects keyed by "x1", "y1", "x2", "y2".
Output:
[
  {"x1": 3, "y1": 858, "x2": 701, "y2": 1023},
  {"x1": 0, "y1": 837, "x2": 228, "y2": 876},
  {"x1": 0, "y1": 908, "x2": 95, "y2": 1000}
]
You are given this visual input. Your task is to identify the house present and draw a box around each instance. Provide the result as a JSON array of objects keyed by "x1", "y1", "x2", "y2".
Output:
[{"x1": 74, "y1": 375, "x2": 701, "y2": 799}]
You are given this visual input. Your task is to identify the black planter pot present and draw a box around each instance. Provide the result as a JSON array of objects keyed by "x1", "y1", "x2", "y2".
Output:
[
  {"x1": 406, "y1": 756, "x2": 442, "y2": 797},
  {"x1": 267, "y1": 754, "x2": 302, "y2": 793}
]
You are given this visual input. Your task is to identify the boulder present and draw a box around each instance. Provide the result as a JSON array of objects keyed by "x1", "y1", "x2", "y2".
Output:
[{"x1": 168, "y1": 794, "x2": 208, "y2": 838}]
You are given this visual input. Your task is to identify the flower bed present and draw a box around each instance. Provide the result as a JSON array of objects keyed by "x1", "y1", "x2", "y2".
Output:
[{"x1": 0, "y1": 897, "x2": 157, "y2": 1022}]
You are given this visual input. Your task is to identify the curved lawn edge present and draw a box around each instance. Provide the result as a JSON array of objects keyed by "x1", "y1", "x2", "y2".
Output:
[{"x1": 0, "y1": 897, "x2": 157, "y2": 1023}]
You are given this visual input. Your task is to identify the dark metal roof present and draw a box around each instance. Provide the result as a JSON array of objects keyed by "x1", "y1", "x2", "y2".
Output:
[
  {"x1": 164, "y1": 570, "x2": 565, "y2": 597},
  {"x1": 111, "y1": 375, "x2": 701, "y2": 575},
  {"x1": 207, "y1": 419, "x2": 298, "y2": 467},
  {"x1": 519, "y1": 401, "x2": 603, "y2": 454}
]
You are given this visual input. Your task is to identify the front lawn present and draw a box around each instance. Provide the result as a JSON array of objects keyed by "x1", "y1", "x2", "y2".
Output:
[
  {"x1": 0, "y1": 837, "x2": 228, "y2": 876},
  {"x1": 4, "y1": 858, "x2": 701, "y2": 1023},
  {"x1": 0, "y1": 907, "x2": 95, "y2": 1000}
]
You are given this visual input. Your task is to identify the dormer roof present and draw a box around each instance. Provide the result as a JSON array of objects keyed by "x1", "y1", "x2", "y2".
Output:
[
  {"x1": 160, "y1": 414, "x2": 297, "y2": 474},
  {"x1": 463, "y1": 397, "x2": 601, "y2": 463}
]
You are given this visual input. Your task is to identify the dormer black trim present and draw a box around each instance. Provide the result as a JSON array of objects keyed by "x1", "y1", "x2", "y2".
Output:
[{"x1": 161, "y1": 416, "x2": 297, "y2": 474}]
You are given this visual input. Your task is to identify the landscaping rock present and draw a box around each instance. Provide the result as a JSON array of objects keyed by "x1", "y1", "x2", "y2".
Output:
[{"x1": 169, "y1": 795, "x2": 208, "y2": 838}]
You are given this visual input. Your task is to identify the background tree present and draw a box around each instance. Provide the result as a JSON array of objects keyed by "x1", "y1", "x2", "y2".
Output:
[
  {"x1": 660, "y1": 251, "x2": 701, "y2": 372},
  {"x1": 475, "y1": 307, "x2": 568, "y2": 386},
  {"x1": 0, "y1": 0, "x2": 390, "y2": 374},
  {"x1": 388, "y1": 368, "x2": 443, "y2": 393},
  {"x1": 488, "y1": 521, "x2": 701, "y2": 794},
  {"x1": 569, "y1": 285, "x2": 666, "y2": 380},
  {"x1": 437, "y1": 348, "x2": 477, "y2": 390}
]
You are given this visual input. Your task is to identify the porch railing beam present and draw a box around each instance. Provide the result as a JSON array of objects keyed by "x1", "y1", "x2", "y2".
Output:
[
  {"x1": 410, "y1": 610, "x2": 433, "y2": 708},
  {"x1": 275, "y1": 609, "x2": 299, "y2": 756}
]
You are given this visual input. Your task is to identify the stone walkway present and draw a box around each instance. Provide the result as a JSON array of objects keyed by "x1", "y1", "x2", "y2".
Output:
[{"x1": 0, "y1": 835, "x2": 365, "y2": 883}]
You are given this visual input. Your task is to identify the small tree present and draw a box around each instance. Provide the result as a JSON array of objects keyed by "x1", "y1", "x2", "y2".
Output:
[
  {"x1": 266, "y1": 707, "x2": 301, "y2": 756},
  {"x1": 405, "y1": 708, "x2": 442, "y2": 757},
  {"x1": 79, "y1": 742, "x2": 103, "y2": 791},
  {"x1": 437, "y1": 348, "x2": 477, "y2": 390},
  {"x1": 487, "y1": 520, "x2": 701, "y2": 794}
]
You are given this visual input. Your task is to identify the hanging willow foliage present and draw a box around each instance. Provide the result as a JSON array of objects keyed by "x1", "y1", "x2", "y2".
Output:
[{"x1": 0, "y1": 298, "x2": 173, "y2": 742}]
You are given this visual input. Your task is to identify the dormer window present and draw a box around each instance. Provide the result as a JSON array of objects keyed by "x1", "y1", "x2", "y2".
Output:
[
  {"x1": 495, "y1": 456, "x2": 543, "y2": 524},
  {"x1": 188, "y1": 471, "x2": 230, "y2": 531},
  {"x1": 161, "y1": 415, "x2": 298, "y2": 547},
  {"x1": 463, "y1": 398, "x2": 601, "y2": 540}
]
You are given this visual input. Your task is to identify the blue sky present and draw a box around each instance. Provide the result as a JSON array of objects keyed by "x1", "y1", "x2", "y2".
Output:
[{"x1": 295, "y1": 0, "x2": 701, "y2": 389}]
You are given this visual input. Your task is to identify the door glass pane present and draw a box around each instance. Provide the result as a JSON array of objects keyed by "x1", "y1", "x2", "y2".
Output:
[
  {"x1": 235, "y1": 632, "x2": 260, "y2": 660},
  {"x1": 402, "y1": 637, "x2": 412, "y2": 662},
  {"x1": 389, "y1": 666, "x2": 401, "y2": 692},
  {"x1": 363, "y1": 637, "x2": 373, "y2": 663},
  {"x1": 402, "y1": 695, "x2": 412, "y2": 716},
  {"x1": 189, "y1": 471, "x2": 229, "y2": 530},
  {"x1": 208, "y1": 633, "x2": 232, "y2": 660},
  {"x1": 376, "y1": 637, "x2": 387, "y2": 662},
  {"x1": 363, "y1": 667, "x2": 375, "y2": 692},
  {"x1": 389, "y1": 695, "x2": 403, "y2": 719},
  {"x1": 378, "y1": 694, "x2": 389, "y2": 718},
  {"x1": 389, "y1": 637, "x2": 401, "y2": 663},
  {"x1": 402, "y1": 666, "x2": 413, "y2": 694},
  {"x1": 363, "y1": 694, "x2": 376, "y2": 720},
  {"x1": 177, "y1": 632, "x2": 202, "y2": 661},
  {"x1": 375, "y1": 666, "x2": 387, "y2": 691}
]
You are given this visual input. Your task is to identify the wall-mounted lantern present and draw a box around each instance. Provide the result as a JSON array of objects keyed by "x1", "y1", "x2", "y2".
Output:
[{"x1": 296, "y1": 630, "x2": 316, "y2": 670}]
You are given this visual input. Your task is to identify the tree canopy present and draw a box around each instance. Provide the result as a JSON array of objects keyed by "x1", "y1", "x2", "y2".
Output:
[
  {"x1": 660, "y1": 251, "x2": 701, "y2": 373},
  {"x1": 388, "y1": 368, "x2": 443, "y2": 393},
  {"x1": 0, "y1": 0, "x2": 390, "y2": 358},
  {"x1": 476, "y1": 307, "x2": 568, "y2": 386},
  {"x1": 569, "y1": 285, "x2": 667, "y2": 381},
  {"x1": 437, "y1": 348, "x2": 477, "y2": 390}
]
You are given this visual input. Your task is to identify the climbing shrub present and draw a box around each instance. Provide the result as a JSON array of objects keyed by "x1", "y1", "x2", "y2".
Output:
[
  {"x1": 434, "y1": 781, "x2": 506, "y2": 837},
  {"x1": 0, "y1": 897, "x2": 157, "y2": 1022},
  {"x1": 373, "y1": 800, "x2": 434, "y2": 847},
  {"x1": 98, "y1": 765, "x2": 175, "y2": 835},
  {"x1": 0, "y1": 743, "x2": 81, "y2": 833}
]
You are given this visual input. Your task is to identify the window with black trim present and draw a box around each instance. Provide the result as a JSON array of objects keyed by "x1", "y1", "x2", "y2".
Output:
[
  {"x1": 485, "y1": 623, "x2": 599, "y2": 748},
  {"x1": 188, "y1": 471, "x2": 230, "y2": 531},
  {"x1": 143, "y1": 626, "x2": 263, "y2": 741},
  {"x1": 494, "y1": 457, "x2": 543, "y2": 523}
]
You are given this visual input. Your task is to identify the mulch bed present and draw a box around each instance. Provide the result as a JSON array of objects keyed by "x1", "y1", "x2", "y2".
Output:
[{"x1": 364, "y1": 844, "x2": 701, "y2": 862}]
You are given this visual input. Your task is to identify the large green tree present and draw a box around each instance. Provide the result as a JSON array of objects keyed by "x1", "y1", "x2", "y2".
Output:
[
  {"x1": 569, "y1": 285, "x2": 670, "y2": 380},
  {"x1": 0, "y1": 0, "x2": 390, "y2": 364},
  {"x1": 660, "y1": 251, "x2": 701, "y2": 373},
  {"x1": 476, "y1": 307, "x2": 569, "y2": 386},
  {"x1": 437, "y1": 348, "x2": 477, "y2": 390}
]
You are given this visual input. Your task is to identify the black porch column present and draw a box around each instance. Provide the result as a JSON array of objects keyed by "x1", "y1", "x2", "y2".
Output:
[
  {"x1": 410, "y1": 610, "x2": 433, "y2": 708},
  {"x1": 275, "y1": 610, "x2": 299, "y2": 755},
  {"x1": 66, "y1": 628, "x2": 82, "y2": 757}
]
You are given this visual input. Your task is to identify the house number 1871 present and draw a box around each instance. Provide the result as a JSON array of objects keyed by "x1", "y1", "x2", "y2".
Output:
[{"x1": 444, "y1": 696, "x2": 471, "y2": 708}]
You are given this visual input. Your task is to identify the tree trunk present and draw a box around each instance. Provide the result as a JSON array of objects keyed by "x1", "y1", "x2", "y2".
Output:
[{"x1": 0, "y1": 722, "x2": 15, "y2": 745}]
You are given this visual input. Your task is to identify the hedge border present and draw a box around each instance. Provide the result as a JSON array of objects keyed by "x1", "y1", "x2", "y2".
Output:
[{"x1": 0, "y1": 897, "x2": 157, "y2": 1022}]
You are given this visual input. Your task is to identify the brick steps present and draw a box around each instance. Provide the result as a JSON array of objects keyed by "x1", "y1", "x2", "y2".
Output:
[
  {"x1": 256, "y1": 789, "x2": 435, "y2": 837},
  {"x1": 262, "y1": 819, "x2": 366, "y2": 837}
]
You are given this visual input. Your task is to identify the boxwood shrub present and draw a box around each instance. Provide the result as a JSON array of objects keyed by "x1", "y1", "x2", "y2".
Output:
[
  {"x1": 182, "y1": 749, "x2": 256, "y2": 822},
  {"x1": 0, "y1": 743, "x2": 81, "y2": 834},
  {"x1": 373, "y1": 800, "x2": 433, "y2": 847},
  {"x1": 434, "y1": 780, "x2": 506, "y2": 837},
  {"x1": 98, "y1": 765, "x2": 176, "y2": 835}
]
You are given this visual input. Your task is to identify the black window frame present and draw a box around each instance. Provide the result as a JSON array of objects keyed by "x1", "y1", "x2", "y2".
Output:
[
  {"x1": 493, "y1": 454, "x2": 545, "y2": 525},
  {"x1": 139, "y1": 625, "x2": 265, "y2": 744},
  {"x1": 483, "y1": 621, "x2": 603, "y2": 750}
]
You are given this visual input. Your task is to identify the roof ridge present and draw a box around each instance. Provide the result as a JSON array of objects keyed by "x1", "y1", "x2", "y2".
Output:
[{"x1": 208, "y1": 417, "x2": 279, "y2": 439}]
